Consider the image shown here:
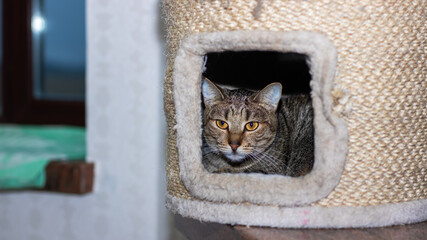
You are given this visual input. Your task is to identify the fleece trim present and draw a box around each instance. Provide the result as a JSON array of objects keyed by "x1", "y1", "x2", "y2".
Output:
[
  {"x1": 166, "y1": 194, "x2": 427, "y2": 228},
  {"x1": 172, "y1": 31, "x2": 348, "y2": 206}
]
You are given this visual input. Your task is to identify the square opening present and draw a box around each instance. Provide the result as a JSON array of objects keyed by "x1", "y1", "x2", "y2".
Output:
[
  {"x1": 201, "y1": 51, "x2": 314, "y2": 177},
  {"x1": 204, "y1": 51, "x2": 311, "y2": 95},
  {"x1": 172, "y1": 31, "x2": 347, "y2": 206}
]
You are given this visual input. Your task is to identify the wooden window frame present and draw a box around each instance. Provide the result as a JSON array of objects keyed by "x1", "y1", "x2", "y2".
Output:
[{"x1": 1, "y1": 0, "x2": 85, "y2": 126}]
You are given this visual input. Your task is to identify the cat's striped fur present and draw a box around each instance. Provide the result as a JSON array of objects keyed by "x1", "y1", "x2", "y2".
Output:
[{"x1": 202, "y1": 79, "x2": 314, "y2": 176}]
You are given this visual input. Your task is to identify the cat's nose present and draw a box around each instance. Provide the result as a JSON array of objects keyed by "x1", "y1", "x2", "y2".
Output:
[
  {"x1": 230, "y1": 144, "x2": 240, "y2": 151},
  {"x1": 229, "y1": 134, "x2": 242, "y2": 152}
]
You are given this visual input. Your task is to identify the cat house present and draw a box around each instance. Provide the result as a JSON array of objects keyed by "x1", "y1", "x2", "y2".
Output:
[{"x1": 163, "y1": 0, "x2": 426, "y2": 228}]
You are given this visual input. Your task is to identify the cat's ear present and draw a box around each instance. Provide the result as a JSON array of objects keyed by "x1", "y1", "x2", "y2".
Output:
[
  {"x1": 202, "y1": 77, "x2": 224, "y2": 107},
  {"x1": 252, "y1": 83, "x2": 282, "y2": 111}
]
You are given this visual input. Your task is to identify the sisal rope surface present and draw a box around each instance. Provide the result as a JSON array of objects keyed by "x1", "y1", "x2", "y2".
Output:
[{"x1": 163, "y1": 0, "x2": 426, "y2": 206}]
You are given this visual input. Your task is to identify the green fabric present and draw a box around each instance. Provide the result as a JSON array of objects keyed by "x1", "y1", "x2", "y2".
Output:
[{"x1": 0, "y1": 125, "x2": 86, "y2": 189}]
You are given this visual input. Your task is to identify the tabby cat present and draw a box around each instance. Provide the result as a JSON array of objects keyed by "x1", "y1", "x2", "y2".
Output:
[{"x1": 201, "y1": 78, "x2": 314, "y2": 177}]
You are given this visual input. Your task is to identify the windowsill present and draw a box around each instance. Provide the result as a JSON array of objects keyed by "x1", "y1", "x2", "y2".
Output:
[
  {"x1": 0, "y1": 161, "x2": 94, "y2": 195},
  {"x1": 43, "y1": 161, "x2": 94, "y2": 194}
]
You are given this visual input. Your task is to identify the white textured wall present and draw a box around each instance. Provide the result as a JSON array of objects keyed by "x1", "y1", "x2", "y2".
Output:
[{"x1": 0, "y1": 0, "x2": 167, "y2": 239}]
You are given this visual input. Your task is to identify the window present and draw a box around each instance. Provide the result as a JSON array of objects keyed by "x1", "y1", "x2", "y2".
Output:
[
  {"x1": 0, "y1": 0, "x2": 92, "y2": 194},
  {"x1": 1, "y1": 0, "x2": 85, "y2": 126}
]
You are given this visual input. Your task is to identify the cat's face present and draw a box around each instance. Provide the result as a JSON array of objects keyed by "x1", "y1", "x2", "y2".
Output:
[{"x1": 202, "y1": 78, "x2": 282, "y2": 163}]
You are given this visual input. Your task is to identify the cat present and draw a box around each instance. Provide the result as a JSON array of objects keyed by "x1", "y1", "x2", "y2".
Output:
[{"x1": 201, "y1": 78, "x2": 314, "y2": 177}]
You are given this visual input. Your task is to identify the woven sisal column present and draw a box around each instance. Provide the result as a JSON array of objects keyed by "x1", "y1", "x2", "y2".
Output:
[{"x1": 163, "y1": 0, "x2": 426, "y2": 228}]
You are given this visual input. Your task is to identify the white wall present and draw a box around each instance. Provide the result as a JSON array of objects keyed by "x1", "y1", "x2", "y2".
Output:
[{"x1": 0, "y1": 0, "x2": 168, "y2": 239}]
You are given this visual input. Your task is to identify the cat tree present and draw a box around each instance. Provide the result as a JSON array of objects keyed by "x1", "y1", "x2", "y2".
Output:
[{"x1": 163, "y1": 0, "x2": 426, "y2": 228}]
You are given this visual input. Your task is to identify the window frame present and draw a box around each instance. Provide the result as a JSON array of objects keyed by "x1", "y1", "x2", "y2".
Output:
[{"x1": 1, "y1": 0, "x2": 85, "y2": 126}]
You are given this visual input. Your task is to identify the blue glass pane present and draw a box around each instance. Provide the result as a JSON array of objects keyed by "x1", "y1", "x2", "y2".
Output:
[{"x1": 32, "y1": 0, "x2": 86, "y2": 101}]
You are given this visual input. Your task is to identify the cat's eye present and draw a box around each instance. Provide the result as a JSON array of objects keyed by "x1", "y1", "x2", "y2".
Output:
[
  {"x1": 216, "y1": 120, "x2": 228, "y2": 129},
  {"x1": 245, "y1": 122, "x2": 259, "y2": 131}
]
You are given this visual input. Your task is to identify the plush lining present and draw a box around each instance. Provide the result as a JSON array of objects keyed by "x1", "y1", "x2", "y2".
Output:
[
  {"x1": 166, "y1": 194, "x2": 427, "y2": 228},
  {"x1": 172, "y1": 31, "x2": 348, "y2": 206}
]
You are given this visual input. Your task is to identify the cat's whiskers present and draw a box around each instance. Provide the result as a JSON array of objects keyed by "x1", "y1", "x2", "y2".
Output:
[
  {"x1": 253, "y1": 149, "x2": 296, "y2": 175},
  {"x1": 263, "y1": 148, "x2": 309, "y2": 164},
  {"x1": 263, "y1": 152, "x2": 296, "y2": 175},
  {"x1": 258, "y1": 154, "x2": 283, "y2": 173},
  {"x1": 253, "y1": 157, "x2": 281, "y2": 173},
  {"x1": 260, "y1": 147, "x2": 292, "y2": 159},
  {"x1": 250, "y1": 154, "x2": 281, "y2": 173},
  {"x1": 260, "y1": 149, "x2": 302, "y2": 175},
  {"x1": 249, "y1": 151, "x2": 282, "y2": 173},
  {"x1": 247, "y1": 154, "x2": 267, "y2": 171}
]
